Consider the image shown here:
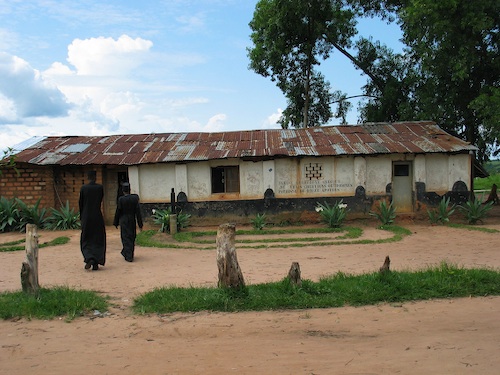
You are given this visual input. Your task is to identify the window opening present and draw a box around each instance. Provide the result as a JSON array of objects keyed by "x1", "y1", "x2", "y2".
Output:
[
  {"x1": 394, "y1": 164, "x2": 409, "y2": 177},
  {"x1": 211, "y1": 166, "x2": 239, "y2": 193}
]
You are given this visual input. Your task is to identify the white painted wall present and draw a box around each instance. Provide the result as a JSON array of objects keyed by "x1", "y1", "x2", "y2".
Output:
[
  {"x1": 137, "y1": 163, "x2": 175, "y2": 201},
  {"x1": 240, "y1": 161, "x2": 263, "y2": 198},
  {"x1": 448, "y1": 154, "x2": 471, "y2": 189},
  {"x1": 425, "y1": 154, "x2": 449, "y2": 192},
  {"x1": 186, "y1": 162, "x2": 211, "y2": 199},
  {"x1": 366, "y1": 157, "x2": 392, "y2": 194},
  {"x1": 132, "y1": 153, "x2": 471, "y2": 202}
]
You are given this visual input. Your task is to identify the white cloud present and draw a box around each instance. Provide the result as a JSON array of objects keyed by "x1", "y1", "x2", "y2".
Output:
[
  {"x1": 262, "y1": 108, "x2": 282, "y2": 129},
  {"x1": 205, "y1": 113, "x2": 226, "y2": 131},
  {"x1": 0, "y1": 52, "x2": 71, "y2": 123},
  {"x1": 169, "y1": 97, "x2": 209, "y2": 108},
  {"x1": 176, "y1": 13, "x2": 206, "y2": 33},
  {"x1": 0, "y1": 93, "x2": 18, "y2": 123},
  {"x1": 67, "y1": 35, "x2": 153, "y2": 76},
  {"x1": 100, "y1": 91, "x2": 143, "y2": 121}
]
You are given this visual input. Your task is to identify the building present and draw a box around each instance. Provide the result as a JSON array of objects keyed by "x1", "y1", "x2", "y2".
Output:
[{"x1": 0, "y1": 121, "x2": 478, "y2": 225}]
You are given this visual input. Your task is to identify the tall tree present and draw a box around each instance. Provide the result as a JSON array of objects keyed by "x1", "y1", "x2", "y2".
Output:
[
  {"x1": 355, "y1": 0, "x2": 500, "y2": 161},
  {"x1": 248, "y1": 0, "x2": 357, "y2": 128}
]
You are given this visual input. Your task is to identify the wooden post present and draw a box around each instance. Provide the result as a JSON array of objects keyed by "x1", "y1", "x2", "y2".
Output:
[
  {"x1": 287, "y1": 262, "x2": 302, "y2": 286},
  {"x1": 379, "y1": 255, "x2": 391, "y2": 274},
  {"x1": 20, "y1": 224, "x2": 40, "y2": 295},
  {"x1": 216, "y1": 223, "x2": 245, "y2": 288},
  {"x1": 170, "y1": 214, "x2": 177, "y2": 235}
]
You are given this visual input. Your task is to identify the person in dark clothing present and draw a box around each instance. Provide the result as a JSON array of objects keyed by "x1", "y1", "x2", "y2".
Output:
[
  {"x1": 113, "y1": 182, "x2": 143, "y2": 262},
  {"x1": 79, "y1": 170, "x2": 106, "y2": 270}
]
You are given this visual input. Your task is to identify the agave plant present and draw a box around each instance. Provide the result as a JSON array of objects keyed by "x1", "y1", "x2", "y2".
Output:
[
  {"x1": 0, "y1": 196, "x2": 21, "y2": 232},
  {"x1": 16, "y1": 197, "x2": 49, "y2": 231},
  {"x1": 250, "y1": 213, "x2": 267, "y2": 230},
  {"x1": 152, "y1": 208, "x2": 191, "y2": 233},
  {"x1": 369, "y1": 200, "x2": 396, "y2": 225},
  {"x1": 315, "y1": 200, "x2": 348, "y2": 228},
  {"x1": 459, "y1": 198, "x2": 494, "y2": 225},
  {"x1": 46, "y1": 201, "x2": 81, "y2": 230},
  {"x1": 427, "y1": 196, "x2": 455, "y2": 225}
]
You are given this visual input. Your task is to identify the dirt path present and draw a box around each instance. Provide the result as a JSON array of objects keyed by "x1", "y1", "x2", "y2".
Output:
[{"x1": 1, "y1": 218, "x2": 500, "y2": 374}]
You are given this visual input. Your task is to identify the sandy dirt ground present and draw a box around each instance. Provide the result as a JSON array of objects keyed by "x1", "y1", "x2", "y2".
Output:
[{"x1": 1, "y1": 211, "x2": 500, "y2": 375}]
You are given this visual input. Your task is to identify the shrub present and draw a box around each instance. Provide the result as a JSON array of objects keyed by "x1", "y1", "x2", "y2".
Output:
[
  {"x1": 16, "y1": 197, "x2": 49, "y2": 231},
  {"x1": 427, "y1": 196, "x2": 455, "y2": 225},
  {"x1": 315, "y1": 200, "x2": 348, "y2": 228},
  {"x1": 369, "y1": 200, "x2": 396, "y2": 225},
  {"x1": 250, "y1": 213, "x2": 267, "y2": 230},
  {"x1": 459, "y1": 198, "x2": 494, "y2": 225},
  {"x1": 0, "y1": 196, "x2": 21, "y2": 232},
  {"x1": 46, "y1": 201, "x2": 81, "y2": 230},
  {"x1": 152, "y1": 208, "x2": 191, "y2": 233}
]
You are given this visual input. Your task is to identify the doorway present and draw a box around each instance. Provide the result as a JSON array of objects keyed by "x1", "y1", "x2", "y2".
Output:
[
  {"x1": 392, "y1": 162, "x2": 413, "y2": 212},
  {"x1": 116, "y1": 171, "x2": 129, "y2": 203}
]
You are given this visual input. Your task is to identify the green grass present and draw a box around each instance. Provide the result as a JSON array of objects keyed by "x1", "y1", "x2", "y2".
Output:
[
  {"x1": 0, "y1": 236, "x2": 70, "y2": 252},
  {"x1": 132, "y1": 263, "x2": 500, "y2": 314},
  {"x1": 136, "y1": 225, "x2": 409, "y2": 250},
  {"x1": 0, "y1": 287, "x2": 108, "y2": 321},
  {"x1": 447, "y1": 223, "x2": 499, "y2": 233},
  {"x1": 474, "y1": 173, "x2": 500, "y2": 190}
]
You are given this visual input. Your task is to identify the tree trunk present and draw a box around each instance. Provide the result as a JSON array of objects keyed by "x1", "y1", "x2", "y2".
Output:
[
  {"x1": 20, "y1": 224, "x2": 40, "y2": 295},
  {"x1": 216, "y1": 223, "x2": 245, "y2": 288}
]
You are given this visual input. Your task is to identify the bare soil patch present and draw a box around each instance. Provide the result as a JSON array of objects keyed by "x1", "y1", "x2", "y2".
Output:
[{"x1": 1, "y1": 210, "x2": 500, "y2": 374}]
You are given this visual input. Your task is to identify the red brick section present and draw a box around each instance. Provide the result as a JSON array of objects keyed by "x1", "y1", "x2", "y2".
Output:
[
  {"x1": 0, "y1": 164, "x2": 55, "y2": 208},
  {"x1": 0, "y1": 164, "x2": 106, "y2": 217}
]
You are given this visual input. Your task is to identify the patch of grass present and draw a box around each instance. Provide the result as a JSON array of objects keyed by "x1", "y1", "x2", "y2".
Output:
[
  {"x1": 474, "y1": 173, "x2": 500, "y2": 190},
  {"x1": 133, "y1": 263, "x2": 500, "y2": 314},
  {"x1": 0, "y1": 236, "x2": 70, "y2": 252},
  {"x1": 0, "y1": 287, "x2": 108, "y2": 321},
  {"x1": 0, "y1": 239, "x2": 25, "y2": 247},
  {"x1": 136, "y1": 230, "x2": 188, "y2": 249},
  {"x1": 446, "y1": 223, "x2": 499, "y2": 233},
  {"x1": 137, "y1": 226, "x2": 404, "y2": 250}
]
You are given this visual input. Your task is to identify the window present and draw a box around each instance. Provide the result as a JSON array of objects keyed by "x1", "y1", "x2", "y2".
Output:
[
  {"x1": 394, "y1": 164, "x2": 409, "y2": 177},
  {"x1": 211, "y1": 166, "x2": 240, "y2": 193}
]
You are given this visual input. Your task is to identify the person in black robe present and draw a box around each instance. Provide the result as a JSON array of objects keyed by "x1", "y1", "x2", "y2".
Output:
[
  {"x1": 113, "y1": 182, "x2": 143, "y2": 262},
  {"x1": 79, "y1": 170, "x2": 106, "y2": 270}
]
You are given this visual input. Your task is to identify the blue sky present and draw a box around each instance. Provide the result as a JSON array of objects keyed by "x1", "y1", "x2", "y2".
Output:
[{"x1": 0, "y1": 0, "x2": 404, "y2": 151}]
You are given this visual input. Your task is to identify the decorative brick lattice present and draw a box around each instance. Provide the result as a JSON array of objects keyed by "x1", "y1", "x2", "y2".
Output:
[{"x1": 305, "y1": 163, "x2": 323, "y2": 180}]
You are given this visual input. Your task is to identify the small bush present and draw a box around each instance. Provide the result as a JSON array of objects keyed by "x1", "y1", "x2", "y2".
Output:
[
  {"x1": 459, "y1": 198, "x2": 494, "y2": 225},
  {"x1": 46, "y1": 201, "x2": 81, "y2": 230},
  {"x1": 152, "y1": 208, "x2": 191, "y2": 233},
  {"x1": 427, "y1": 196, "x2": 455, "y2": 225},
  {"x1": 0, "y1": 196, "x2": 21, "y2": 232},
  {"x1": 250, "y1": 213, "x2": 267, "y2": 230},
  {"x1": 369, "y1": 200, "x2": 396, "y2": 225},
  {"x1": 16, "y1": 197, "x2": 49, "y2": 231},
  {"x1": 315, "y1": 200, "x2": 348, "y2": 228}
]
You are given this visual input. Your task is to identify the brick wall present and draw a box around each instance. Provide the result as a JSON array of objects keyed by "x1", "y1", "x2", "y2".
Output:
[
  {"x1": 0, "y1": 163, "x2": 55, "y2": 208},
  {"x1": 0, "y1": 164, "x2": 109, "y2": 216}
]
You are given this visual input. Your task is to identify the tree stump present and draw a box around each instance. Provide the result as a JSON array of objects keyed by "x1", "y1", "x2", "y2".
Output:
[
  {"x1": 216, "y1": 223, "x2": 245, "y2": 288},
  {"x1": 20, "y1": 224, "x2": 40, "y2": 295},
  {"x1": 379, "y1": 255, "x2": 391, "y2": 274},
  {"x1": 287, "y1": 262, "x2": 302, "y2": 286},
  {"x1": 484, "y1": 184, "x2": 499, "y2": 205}
]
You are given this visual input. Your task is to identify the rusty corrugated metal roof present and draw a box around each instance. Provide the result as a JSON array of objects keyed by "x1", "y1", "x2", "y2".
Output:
[{"x1": 13, "y1": 121, "x2": 477, "y2": 166}]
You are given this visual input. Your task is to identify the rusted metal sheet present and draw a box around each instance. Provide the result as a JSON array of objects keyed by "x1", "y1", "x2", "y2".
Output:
[{"x1": 13, "y1": 121, "x2": 477, "y2": 166}]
